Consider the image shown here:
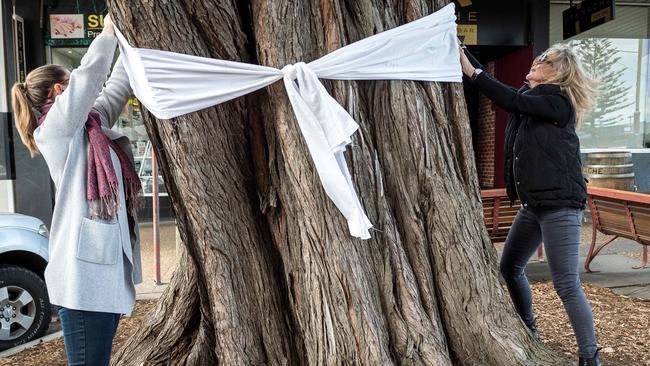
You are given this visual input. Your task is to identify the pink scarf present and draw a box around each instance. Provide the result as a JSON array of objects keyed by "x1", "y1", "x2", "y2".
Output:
[{"x1": 38, "y1": 102, "x2": 143, "y2": 219}]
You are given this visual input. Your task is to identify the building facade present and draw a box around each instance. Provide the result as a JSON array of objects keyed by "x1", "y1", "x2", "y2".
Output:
[
  {"x1": 0, "y1": 0, "x2": 648, "y2": 227},
  {"x1": 0, "y1": 0, "x2": 172, "y2": 226}
]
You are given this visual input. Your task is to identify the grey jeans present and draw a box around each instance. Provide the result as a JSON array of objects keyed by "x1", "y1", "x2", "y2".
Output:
[{"x1": 499, "y1": 206, "x2": 598, "y2": 358}]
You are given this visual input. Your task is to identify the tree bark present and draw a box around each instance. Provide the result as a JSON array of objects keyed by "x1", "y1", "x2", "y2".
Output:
[{"x1": 109, "y1": 1, "x2": 570, "y2": 365}]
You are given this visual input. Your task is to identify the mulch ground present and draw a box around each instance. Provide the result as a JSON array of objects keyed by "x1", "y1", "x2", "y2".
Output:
[
  {"x1": 533, "y1": 282, "x2": 649, "y2": 366},
  {"x1": 0, "y1": 301, "x2": 157, "y2": 366},
  {"x1": 1, "y1": 283, "x2": 648, "y2": 365}
]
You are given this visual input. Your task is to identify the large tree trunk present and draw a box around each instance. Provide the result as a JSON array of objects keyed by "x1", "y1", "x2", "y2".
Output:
[{"x1": 109, "y1": 1, "x2": 570, "y2": 365}]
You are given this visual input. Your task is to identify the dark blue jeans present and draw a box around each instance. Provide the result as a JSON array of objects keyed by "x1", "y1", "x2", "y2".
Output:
[
  {"x1": 58, "y1": 307, "x2": 121, "y2": 366},
  {"x1": 499, "y1": 206, "x2": 598, "y2": 358}
]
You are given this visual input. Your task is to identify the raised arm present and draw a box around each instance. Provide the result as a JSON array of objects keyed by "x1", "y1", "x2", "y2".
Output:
[
  {"x1": 459, "y1": 46, "x2": 571, "y2": 125},
  {"x1": 37, "y1": 18, "x2": 117, "y2": 141},
  {"x1": 472, "y1": 72, "x2": 571, "y2": 125},
  {"x1": 461, "y1": 47, "x2": 517, "y2": 94},
  {"x1": 93, "y1": 55, "x2": 133, "y2": 129}
]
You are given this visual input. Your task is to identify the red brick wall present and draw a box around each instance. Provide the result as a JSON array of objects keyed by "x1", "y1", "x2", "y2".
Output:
[{"x1": 477, "y1": 62, "x2": 496, "y2": 188}]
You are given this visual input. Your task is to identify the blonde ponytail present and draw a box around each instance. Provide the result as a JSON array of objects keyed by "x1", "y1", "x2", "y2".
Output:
[
  {"x1": 11, "y1": 83, "x2": 39, "y2": 156},
  {"x1": 10, "y1": 65, "x2": 68, "y2": 157}
]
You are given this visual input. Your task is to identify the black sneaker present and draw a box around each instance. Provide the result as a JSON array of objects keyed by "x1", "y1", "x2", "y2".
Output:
[
  {"x1": 528, "y1": 323, "x2": 540, "y2": 340},
  {"x1": 578, "y1": 349, "x2": 602, "y2": 366}
]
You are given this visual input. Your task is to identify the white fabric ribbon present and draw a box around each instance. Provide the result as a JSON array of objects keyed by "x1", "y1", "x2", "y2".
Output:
[{"x1": 114, "y1": 3, "x2": 461, "y2": 239}]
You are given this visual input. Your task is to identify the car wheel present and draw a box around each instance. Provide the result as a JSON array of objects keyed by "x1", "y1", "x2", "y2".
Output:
[{"x1": 0, "y1": 265, "x2": 51, "y2": 351}]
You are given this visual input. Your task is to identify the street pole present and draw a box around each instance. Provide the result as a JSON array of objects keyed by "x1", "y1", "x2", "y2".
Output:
[
  {"x1": 633, "y1": 39, "x2": 643, "y2": 137},
  {"x1": 152, "y1": 150, "x2": 161, "y2": 285}
]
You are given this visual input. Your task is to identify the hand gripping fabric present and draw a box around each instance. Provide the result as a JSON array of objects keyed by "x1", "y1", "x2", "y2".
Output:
[{"x1": 114, "y1": 3, "x2": 461, "y2": 239}]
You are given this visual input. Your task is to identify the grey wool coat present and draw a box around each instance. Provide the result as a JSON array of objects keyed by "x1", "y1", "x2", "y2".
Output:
[{"x1": 34, "y1": 33, "x2": 142, "y2": 315}]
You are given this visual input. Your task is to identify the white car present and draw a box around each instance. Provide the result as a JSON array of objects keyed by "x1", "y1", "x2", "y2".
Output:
[{"x1": 0, "y1": 213, "x2": 50, "y2": 351}]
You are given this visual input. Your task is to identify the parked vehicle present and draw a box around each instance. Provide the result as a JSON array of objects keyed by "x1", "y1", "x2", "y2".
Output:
[{"x1": 0, "y1": 213, "x2": 50, "y2": 351}]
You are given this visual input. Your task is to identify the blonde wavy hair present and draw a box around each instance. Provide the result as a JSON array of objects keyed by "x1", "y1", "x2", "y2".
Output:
[
  {"x1": 11, "y1": 65, "x2": 68, "y2": 156},
  {"x1": 538, "y1": 43, "x2": 598, "y2": 128}
]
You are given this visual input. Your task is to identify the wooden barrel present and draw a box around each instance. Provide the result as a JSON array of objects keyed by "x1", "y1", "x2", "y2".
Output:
[{"x1": 583, "y1": 152, "x2": 635, "y2": 191}]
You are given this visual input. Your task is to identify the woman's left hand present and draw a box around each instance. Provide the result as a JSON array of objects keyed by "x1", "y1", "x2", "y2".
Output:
[
  {"x1": 102, "y1": 14, "x2": 115, "y2": 35},
  {"x1": 458, "y1": 45, "x2": 476, "y2": 77}
]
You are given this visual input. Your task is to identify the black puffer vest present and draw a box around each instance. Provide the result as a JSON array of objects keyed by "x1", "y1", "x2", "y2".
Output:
[{"x1": 503, "y1": 85, "x2": 587, "y2": 208}]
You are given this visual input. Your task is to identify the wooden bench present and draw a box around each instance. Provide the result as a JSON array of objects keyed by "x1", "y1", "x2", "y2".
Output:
[
  {"x1": 481, "y1": 189, "x2": 544, "y2": 261},
  {"x1": 585, "y1": 186, "x2": 650, "y2": 272}
]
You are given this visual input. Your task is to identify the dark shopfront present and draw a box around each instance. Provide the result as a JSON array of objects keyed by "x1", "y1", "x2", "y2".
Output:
[
  {"x1": 0, "y1": 0, "x2": 53, "y2": 225},
  {"x1": 0, "y1": 0, "x2": 173, "y2": 225},
  {"x1": 456, "y1": 0, "x2": 552, "y2": 190}
]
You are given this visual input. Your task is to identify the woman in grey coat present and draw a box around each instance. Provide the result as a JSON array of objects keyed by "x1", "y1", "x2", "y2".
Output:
[{"x1": 11, "y1": 15, "x2": 142, "y2": 366}]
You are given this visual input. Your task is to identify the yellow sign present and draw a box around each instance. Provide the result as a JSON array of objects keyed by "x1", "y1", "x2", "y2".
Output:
[
  {"x1": 457, "y1": 0, "x2": 473, "y2": 7},
  {"x1": 87, "y1": 14, "x2": 104, "y2": 30},
  {"x1": 457, "y1": 24, "x2": 478, "y2": 45},
  {"x1": 591, "y1": 7, "x2": 612, "y2": 22}
]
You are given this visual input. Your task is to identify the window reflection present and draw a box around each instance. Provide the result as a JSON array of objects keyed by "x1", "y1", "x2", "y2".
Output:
[{"x1": 549, "y1": 4, "x2": 649, "y2": 149}]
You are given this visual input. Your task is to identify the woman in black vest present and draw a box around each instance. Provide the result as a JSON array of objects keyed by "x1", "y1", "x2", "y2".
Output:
[{"x1": 460, "y1": 45, "x2": 602, "y2": 366}]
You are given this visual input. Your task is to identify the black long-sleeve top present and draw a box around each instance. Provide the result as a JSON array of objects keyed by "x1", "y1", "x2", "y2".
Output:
[
  {"x1": 463, "y1": 48, "x2": 572, "y2": 128},
  {"x1": 462, "y1": 48, "x2": 587, "y2": 209}
]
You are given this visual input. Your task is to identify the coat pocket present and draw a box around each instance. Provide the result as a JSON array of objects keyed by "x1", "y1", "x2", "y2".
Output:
[{"x1": 77, "y1": 218, "x2": 120, "y2": 265}]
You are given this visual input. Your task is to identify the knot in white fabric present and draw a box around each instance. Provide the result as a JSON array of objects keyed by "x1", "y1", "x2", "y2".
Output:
[
  {"x1": 281, "y1": 63, "x2": 300, "y2": 80},
  {"x1": 114, "y1": 3, "x2": 461, "y2": 239}
]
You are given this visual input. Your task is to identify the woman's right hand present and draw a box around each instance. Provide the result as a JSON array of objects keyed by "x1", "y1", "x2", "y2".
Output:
[
  {"x1": 458, "y1": 45, "x2": 476, "y2": 78},
  {"x1": 102, "y1": 14, "x2": 115, "y2": 35}
]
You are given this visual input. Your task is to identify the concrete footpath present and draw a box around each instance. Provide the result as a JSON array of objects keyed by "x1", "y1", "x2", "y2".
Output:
[{"x1": 525, "y1": 254, "x2": 650, "y2": 300}]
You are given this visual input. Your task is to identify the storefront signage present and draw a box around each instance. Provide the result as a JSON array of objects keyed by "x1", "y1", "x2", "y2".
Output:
[
  {"x1": 562, "y1": 0, "x2": 615, "y2": 39},
  {"x1": 13, "y1": 15, "x2": 26, "y2": 83},
  {"x1": 453, "y1": 0, "x2": 527, "y2": 46},
  {"x1": 47, "y1": 13, "x2": 105, "y2": 46},
  {"x1": 45, "y1": 0, "x2": 107, "y2": 46}
]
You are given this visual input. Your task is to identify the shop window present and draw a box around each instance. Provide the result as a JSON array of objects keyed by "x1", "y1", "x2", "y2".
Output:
[
  {"x1": 550, "y1": 3, "x2": 650, "y2": 149},
  {"x1": 114, "y1": 99, "x2": 166, "y2": 197},
  {"x1": 571, "y1": 38, "x2": 648, "y2": 148}
]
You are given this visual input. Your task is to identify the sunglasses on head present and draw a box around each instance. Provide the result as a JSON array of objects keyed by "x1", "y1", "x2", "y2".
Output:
[{"x1": 533, "y1": 51, "x2": 553, "y2": 66}]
